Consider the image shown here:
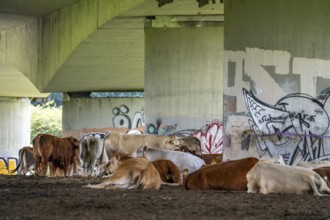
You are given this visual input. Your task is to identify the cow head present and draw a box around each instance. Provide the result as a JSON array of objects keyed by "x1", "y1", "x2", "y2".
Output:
[
  {"x1": 106, "y1": 153, "x2": 122, "y2": 174},
  {"x1": 131, "y1": 145, "x2": 147, "y2": 158}
]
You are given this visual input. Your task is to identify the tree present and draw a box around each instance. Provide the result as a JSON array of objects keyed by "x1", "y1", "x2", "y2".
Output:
[{"x1": 30, "y1": 100, "x2": 62, "y2": 141}]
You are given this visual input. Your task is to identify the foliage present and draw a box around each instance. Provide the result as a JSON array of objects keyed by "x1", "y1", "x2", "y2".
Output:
[{"x1": 30, "y1": 100, "x2": 62, "y2": 142}]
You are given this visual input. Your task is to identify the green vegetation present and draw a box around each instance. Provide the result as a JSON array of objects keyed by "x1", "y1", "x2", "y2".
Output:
[{"x1": 30, "y1": 100, "x2": 62, "y2": 141}]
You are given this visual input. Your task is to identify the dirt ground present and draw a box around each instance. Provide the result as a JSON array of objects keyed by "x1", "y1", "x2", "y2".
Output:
[{"x1": 1, "y1": 175, "x2": 330, "y2": 220}]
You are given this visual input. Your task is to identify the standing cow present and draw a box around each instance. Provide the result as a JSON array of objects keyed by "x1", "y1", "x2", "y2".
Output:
[
  {"x1": 102, "y1": 131, "x2": 180, "y2": 160},
  {"x1": 33, "y1": 134, "x2": 80, "y2": 177},
  {"x1": 10, "y1": 146, "x2": 35, "y2": 175},
  {"x1": 80, "y1": 135, "x2": 108, "y2": 176}
]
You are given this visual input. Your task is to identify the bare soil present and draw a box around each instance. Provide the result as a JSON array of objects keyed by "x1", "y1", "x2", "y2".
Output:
[{"x1": 1, "y1": 175, "x2": 330, "y2": 220}]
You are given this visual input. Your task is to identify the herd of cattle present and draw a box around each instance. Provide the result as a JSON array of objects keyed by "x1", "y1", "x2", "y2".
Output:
[{"x1": 10, "y1": 132, "x2": 330, "y2": 196}]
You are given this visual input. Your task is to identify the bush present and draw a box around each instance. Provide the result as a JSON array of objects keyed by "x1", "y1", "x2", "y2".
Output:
[{"x1": 30, "y1": 100, "x2": 62, "y2": 142}]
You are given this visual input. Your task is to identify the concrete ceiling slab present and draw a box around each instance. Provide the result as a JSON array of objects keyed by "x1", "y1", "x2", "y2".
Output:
[{"x1": 0, "y1": 0, "x2": 224, "y2": 96}]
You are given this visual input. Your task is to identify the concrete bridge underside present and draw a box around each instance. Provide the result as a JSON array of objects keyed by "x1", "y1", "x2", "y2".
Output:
[{"x1": 0, "y1": 0, "x2": 223, "y2": 97}]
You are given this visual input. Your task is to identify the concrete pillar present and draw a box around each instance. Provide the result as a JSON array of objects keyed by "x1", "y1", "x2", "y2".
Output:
[
  {"x1": 0, "y1": 97, "x2": 31, "y2": 158},
  {"x1": 145, "y1": 26, "x2": 224, "y2": 153},
  {"x1": 62, "y1": 97, "x2": 145, "y2": 139}
]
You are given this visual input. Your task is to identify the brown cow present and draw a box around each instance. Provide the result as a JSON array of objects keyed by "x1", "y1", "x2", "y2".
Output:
[
  {"x1": 184, "y1": 157, "x2": 259, "y2": 190},
  {"x1": 199, "y1": 154, "x2": 222, "y2": 165},
  {"x1": 84, "y1": 153, "x2": 161, "y2": 190},
  {"x1": 32, "y1": 134, "x2": 80, "y2": 177},
  {"x1": 10, "y1": 146, "x2": 35, "y2": 175},
  {"x1": 152, "y1": 159, "x2": 184, "y2": 185}
]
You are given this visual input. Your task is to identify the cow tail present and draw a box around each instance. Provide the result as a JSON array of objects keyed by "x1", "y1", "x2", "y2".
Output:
[{"x1": 9, "y1": 148, "x2": 24, "y2": 174}]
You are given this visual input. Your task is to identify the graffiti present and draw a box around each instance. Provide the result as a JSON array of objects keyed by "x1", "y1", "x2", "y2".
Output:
[
  {"x1": 224, "y1": 48, "x2": 330, "y2": 112},
  {"x1": 192, "y1": 120, "x2": 223, "y2": 154},
  {"x1": 243, "y1": 88, "x2": 330, "y2": 165},
  {"x1": 112, "y1": 105, "x2": 145, "y2": 129},
  {"x1": 0, "y1": 157, "x2": 18, "y2": 175}
]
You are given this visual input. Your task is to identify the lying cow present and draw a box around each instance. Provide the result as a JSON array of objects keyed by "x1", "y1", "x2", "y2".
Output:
[
  {"x1": 296, "y1": 160, "x2": 330, "y2": 169},
  {"x1": 246, "y1": 161, "x2": 330, "y2": 196},
  {"x1": 184, "y1": 157, "x2": 259, "y2": 190},
  {"x1": 177, "y1": 136, "x2": 202, "y2": 155},
  {"x1": 80, "y1": 135, "x2": 108, "y2": 176},
  {"x1": 10, "y1": 146, "x2": 35, "y2": 175},
  {"x1": 97, "y1": 154, "x2": 183, "y2": 185},
  {"x1": 83, "y1": 153, "x2": 161, "y2": 190},
  {"x1": 131, "y1": 146, "x2": 205, "y2": 174},
  {"x1": 152, "y1": 159, "x2": 184, "y2": 185},
  {"x1": 33, "y1": 134, "x2": 80, "y2": 176},
  {"x1": 313, "y1": 167, "x2": 330, "y2": 185},
  {"x1": 103, "y1": 131, "x2": 180, "y2": 160}
]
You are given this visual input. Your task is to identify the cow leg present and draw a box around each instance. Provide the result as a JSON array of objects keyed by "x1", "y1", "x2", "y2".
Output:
[{"x1": 40, "y1": 158, "x2": 48, "y2": 176}]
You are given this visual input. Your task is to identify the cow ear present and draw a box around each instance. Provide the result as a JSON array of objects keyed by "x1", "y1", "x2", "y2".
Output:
[
  {"x1": 143, "y1": 145, "x2": 148, "y2": 151},
  {"x1": 115, "y1": 153, "x2": 121, "y2": 160}
]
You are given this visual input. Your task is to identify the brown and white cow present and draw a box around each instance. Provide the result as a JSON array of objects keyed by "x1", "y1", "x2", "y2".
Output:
[
  {"x1": 246, "y1": 161, "x2": 330, "y2": 196},
  {"x1": 184, "y1": 157, "x2": 259, "y2": 190},
  {"x1": 83, "y1": 153, "x2": 161, "y2": 190},
  {"x1": 10, "y1": 146, "x2": 35, "y2": 175},
  {"x1": 32, "y1": 134, "x2": 80, "y2": 177},
  {"x1": 102, "y1": 131, "x2": 180, "y2": 160}
]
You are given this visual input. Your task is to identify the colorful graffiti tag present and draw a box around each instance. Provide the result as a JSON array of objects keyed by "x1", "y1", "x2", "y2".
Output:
[
  {"x1": 192, "y1": 120, "x2": 223, "y2": 154},
  {"x1": 244, "y1": 88, "x2": 330, "y2": 165}
]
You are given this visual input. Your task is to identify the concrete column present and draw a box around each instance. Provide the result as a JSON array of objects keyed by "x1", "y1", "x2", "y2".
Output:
[
  {"x1": 145, "y1": 27, "x2": 223, "y2": 136},
  {"x1": 0, "y1": 97, "x2": 31, "y2": 158}
]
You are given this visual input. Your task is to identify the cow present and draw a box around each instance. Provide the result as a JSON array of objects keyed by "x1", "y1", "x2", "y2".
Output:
[
  {"x1": 246, "y1": 161, "x2": 330, "y2": 196},
  {"x1": 32, "y1": 134, "x2": 80, "y2": 177},
  {"x1": 10, "y1": 146, "x2": 35, "y2": 175},
  {"x1": 131, "y1": 145, "x2": 205, "y2": 174},
  {"x1": 296, "y1": 160, "x2": 330, "y2": 169},
  {"x1": 177, "y1": 136, "x2": 202, "y2": 155},
  {"x1": 151, "y1": 159, "x2": 184, "y2": 185},
  {"x1": 313, "y1": 167, "x2": 330, "y2": 186},
  {"x1": 79, "y1": 135, "x2": 108, "y2": 176},
  {"x1": 83, "y1": 153, "x2": 161, "y2": 190},
  {"x1": 184, "y1": 157, "x2": 259, "y2": 190},
  {"x1": 96, "y1": 155, "x2": 184, "y2": 186},
  {"x1": 102, "y1": 131, "x2": 180, "y2": 160}
]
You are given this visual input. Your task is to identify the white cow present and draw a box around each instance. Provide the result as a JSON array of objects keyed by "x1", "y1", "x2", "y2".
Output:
[
  {"x1": 296, "y1": 160, "x2": 330, "y2": 169},
  {"x1": 246, "y1": 161, "x2": 330, "y2": 196},
  {"x1": 79, "y1": 135, "x2": 108, "y2": 176},
  {"x1": 131, "y1": 145, "x2": 205, "y2": 174},
  {"x1": 103, "y1": 131, "x2": 180, "y2": 160}
]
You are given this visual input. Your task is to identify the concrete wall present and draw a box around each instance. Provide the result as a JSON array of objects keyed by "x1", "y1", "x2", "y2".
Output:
[
  {"x1": 0, "y1": 98, "x2": 31, "y2": 158},
  {"x1": 145, "y1": 27, "x2": 224, "y2": 154},
  {"x1": 62, "y1": 97, "x2": 145, "y2": 139},
  {"x1": 223, "y1": 0, "x2": 330, "y2": 164}
]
